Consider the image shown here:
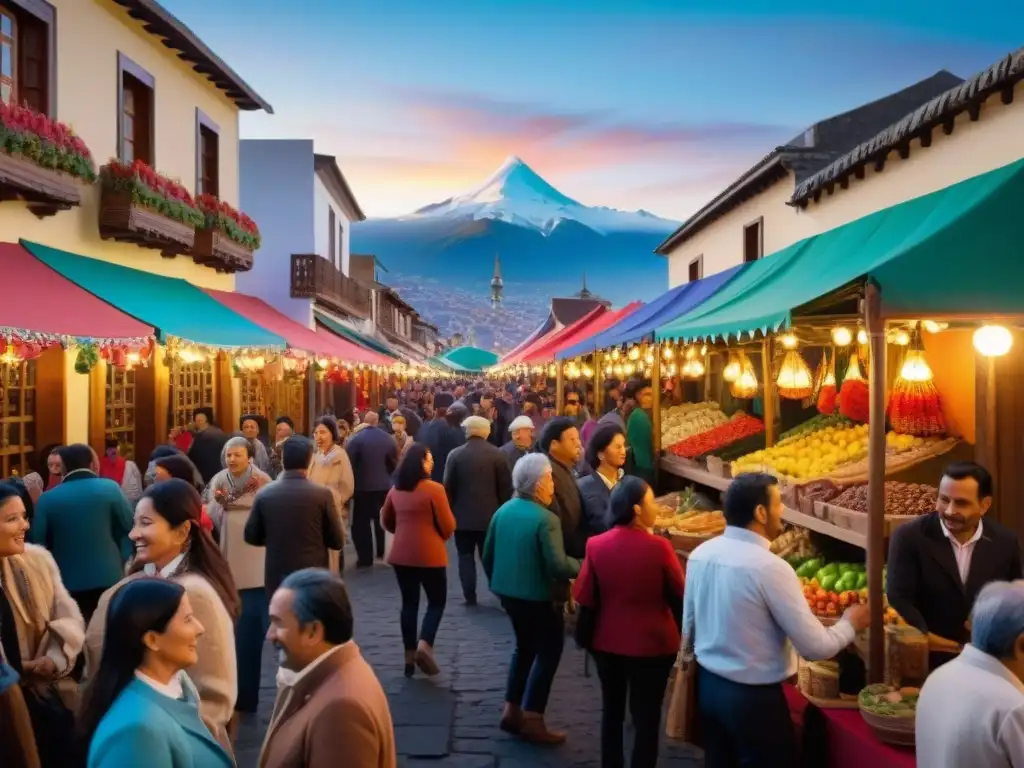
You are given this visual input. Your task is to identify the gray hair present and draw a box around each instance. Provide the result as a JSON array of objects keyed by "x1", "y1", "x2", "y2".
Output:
[
  {"x1": 512, "y1": 453, "x2": 551, "y2": 498},
  {"x1": 221, "y1": 435, "x2": 253, "y2": 466},
  {"x1": 971, "y1": 580, "x2": 1024, "y2": 658},
  {"x1": 462, "y1": 415, "x2": 491, "y2": 438},
  {"x1": 279, "y1": 568, "x2": 353, "y2": 645}
]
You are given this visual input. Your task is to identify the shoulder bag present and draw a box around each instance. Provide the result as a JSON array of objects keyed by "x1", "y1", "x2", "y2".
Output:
[{"x1": 573, "y1": 559, "x2": 600, "y2": 651}]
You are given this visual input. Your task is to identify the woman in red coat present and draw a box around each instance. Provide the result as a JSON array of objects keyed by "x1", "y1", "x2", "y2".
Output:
[{"x1": 572, "y1": 476, "x2": 684, "y2": 768}]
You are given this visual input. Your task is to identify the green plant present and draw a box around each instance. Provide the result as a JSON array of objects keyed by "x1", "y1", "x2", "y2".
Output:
[
  {"x1": 0, "y1": 102, "x2": 96, "y2": 182},
  {"x1": 196, "y1": 193, "x2": 261, "y2": 250},
  {"x1": 100, "y1": 159, "x2": 204, "y2": 228}
]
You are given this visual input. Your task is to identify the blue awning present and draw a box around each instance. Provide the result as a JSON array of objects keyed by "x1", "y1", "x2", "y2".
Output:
[{"x1": 557, "y1": 264, "x2": 744, "y2": 359}]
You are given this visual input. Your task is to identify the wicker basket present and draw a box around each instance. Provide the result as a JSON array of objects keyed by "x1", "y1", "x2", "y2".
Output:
[
  {"x1": 806, "y1": 660, "x2": 840, "y2": 700},
  {"x1": 860, "y1": 709, "x2": 916, "y2": 747}
]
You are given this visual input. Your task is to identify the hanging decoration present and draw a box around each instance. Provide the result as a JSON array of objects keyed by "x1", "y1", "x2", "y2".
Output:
[
  {"x1": 888, "y1": 349, "x2": 946, "y2": 436},
  {"x1": 722, "y1": 353, "x2": 741, "y2": 383},
  {"x1": 74, "y1": 342, "x2": 100, "y2": 374},
  {"x1": 776, "y1": 349, "x2": 813, "y2": 400},
  {"x1": 831, "y1": 326, "x2": 853, "y2": 347},
  {"x1": 730, "y1": 353, "x2": 759, "y2": 399},
  {"x1": 816, "y1": 351, "x2": 838, "y2": 415},
  {"x1": 838, "y1": 352, "x2": 869, "y2": 422},
  {"x1": 681, "y1": 357, "x2": 705, "y2": 379},
  {"x1": 101, "y1": 337, "x2": 155, "y2": 370}
]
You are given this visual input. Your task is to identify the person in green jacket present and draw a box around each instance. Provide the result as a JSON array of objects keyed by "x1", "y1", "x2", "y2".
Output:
[
  {"x1": 625, "y1": 380, "x2": 656, "y2": 487},
  {"x1": 483, "y1": 453, "x2": 580, "y2": 746}
]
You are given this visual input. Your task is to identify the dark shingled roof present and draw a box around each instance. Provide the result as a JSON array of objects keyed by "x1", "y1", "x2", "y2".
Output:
[
  {"x1": 655, "y1": 70, "x2": 964, "y2": 254},
  {"x1": 111, "y1": 0, "x2": 272, "y2": 112},
  {"x1": 792, "y1": 51, "x2": 1024, "y2": 206}
]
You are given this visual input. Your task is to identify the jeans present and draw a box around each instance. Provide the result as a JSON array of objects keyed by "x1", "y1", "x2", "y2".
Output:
[
  {"x1": 500, "y1": 596, "x2": 565, "y2": 714},
  {"x1": 593, "y1": 652, "x2": 675, "y2": 768},
  {"x1": 697, "y1": 665, "x2": 798, "y2": 768},
  {"x1": 235, "y1": 588, "x2": 269, "y2": 712},
  {"x1": 453, "y1": 530, "x2": 486, "y2": 600},
  {"x1": 393, "y1": 566, "x2": 448, "y2": 650},
  {"x1": 352, "y1": 490, "x2": 388, "y2": 565}
]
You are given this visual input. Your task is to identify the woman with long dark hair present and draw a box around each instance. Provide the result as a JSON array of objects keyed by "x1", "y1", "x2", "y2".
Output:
[
  {"x1": 572, "y1": 476, "x2": 684, "y2": 768},
  {"x1": 152, "y1": 455, "x2": 214, "y2": 535},
  {"x1": 79, "y1": 578, "x2": 232, "y2": 767},
  {"x1": 84, "y1": 480, "x2": 240, "y2": 752},
  {"x1": 380, "y1": 443, "x2": 456, "y2": 678},
  {"x1": 576, "y1": 424, "x2": 628, "y2": 537}
]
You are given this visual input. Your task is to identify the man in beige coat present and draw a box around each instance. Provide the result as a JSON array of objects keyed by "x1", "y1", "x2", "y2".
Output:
[{"x1": 261, "y1": 568, "x2": 396, "y2": 768}]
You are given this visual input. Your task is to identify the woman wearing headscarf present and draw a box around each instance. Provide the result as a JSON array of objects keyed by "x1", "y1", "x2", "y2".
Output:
[
  {"x1": 79, "y1": 578, "x2": 232, "y2": 768},
  {"x1": 0, "y1": 483, "x2": 85, "y2": 766},
  {"x1": 84, "y1": 480, "x2": 240, "y2": 753}
]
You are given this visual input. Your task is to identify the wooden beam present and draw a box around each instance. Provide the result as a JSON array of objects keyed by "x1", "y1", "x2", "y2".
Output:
[
  {"x1": 34, "y1": 346, "x2": 66, "y2": 452},
  {"x1": 874, "y1": 157, "x2": 886, "y2": 173},
  {"x1": 864, "y1": 282, "x2": 886, "y2": 683},
  {"x1": 652, "y1": 346, "x2": 662, "y2": 483},
  {"x1": 89, "y1": 361, "x2": 108, "y2": 453},
  {"x1": 897, "y1": 144, "x2": 910, "y2": 160},
  {"x1": 1002, "y1": 87, "x2": 1015, "y2": 106},
  {"x1": 967, "y1": 102, "x2": 981, "y2": 121},
  {"x1": 920, "y1": 128, "x2": 933, "y2": 148},
  {"x1": 761, "y1": 336, "x2": 776, "y2": 447},
  {"x1": 854, "y1": 165, "x2": 865, "y2": 181},
  {"x1": 556, "y1": 363, "x2": 565, "y2": 415},
  {"x1": 942, "y1": 116, "x2": 955, "y2": 135}
]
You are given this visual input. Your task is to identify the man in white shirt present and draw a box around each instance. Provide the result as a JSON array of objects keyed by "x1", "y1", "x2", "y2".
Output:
[
  {"x1": 683, "y1": 473, "x2": 870, "y2": 767},
  {"x1": 917, "y1": 580, "x2": 1024, "y2": 767}
]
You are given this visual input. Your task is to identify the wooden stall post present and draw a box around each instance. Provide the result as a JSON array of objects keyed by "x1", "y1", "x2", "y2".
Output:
[
  {"x1": 761, "y1": 336, "x2": 776, "y2": 447},
  {"x1": 594, "y1": 351, "x2": 604, "y2": 416},
  {"x1": 652, "y1": 345, "x2": 662, "y2": 484},
  {"x1": 556, "y1": 364, "x2": 565, "y2": 414},
  {"x1": 306, "y1": 365, "x2": 316, "y2": 430},
  {"x1": 865, "y1": 282, "x2": 887, "y2": 682}
]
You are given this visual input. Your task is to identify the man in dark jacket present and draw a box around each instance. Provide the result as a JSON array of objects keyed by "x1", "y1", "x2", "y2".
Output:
[
  {"x1": 539, "y1": 417, "x2": 586, "y2": 559},
  {"x1": 30, "y1": 444, "x2": 133, "y2": 623},
  {"x1": 245, "y1": 436, "x2": 344, "y2": 595},
  {"x1": 416, "y1": 393, "x2": 467, "y2": 482},
  {"x1": 345, "y1": 413, "x2": 398, "y2": 567},
  {"x1": 444, "y1": 415, "x2": 513, "y2": 605},
  {"x1": 501, "y1": 415, "x2": 535, "y2": 473},
  {"x1": 380, "y1": 395, "x2": 423, "y2": 439},
  {"x1": 187, "y1": 406, "x2": 230, "y2": 484}
]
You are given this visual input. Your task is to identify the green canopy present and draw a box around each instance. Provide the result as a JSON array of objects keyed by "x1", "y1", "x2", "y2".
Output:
[
  {"x1": 22, "y1": 240, "x2": 286, "y2": 348},
  {"x1": 314, "y1": 310, "x2": 400, "y2": 359},
  {"x1": 436, "y1": 345, "x2": 499, "y2": 372},
  {"x1": 656, "y1": 157, "x2": 1024, "y2": 342}
]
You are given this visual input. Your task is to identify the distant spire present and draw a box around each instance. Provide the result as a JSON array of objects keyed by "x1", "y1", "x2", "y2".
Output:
[
  {"x1": 578, "y1": 271, "x2": 593, "y2": 300},
  {"x1": 490, "y1": 253, "x2": 504, "y2": 308}
]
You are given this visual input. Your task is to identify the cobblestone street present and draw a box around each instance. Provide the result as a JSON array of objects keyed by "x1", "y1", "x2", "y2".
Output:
[{"x1": 235, "y1": 541, "x2": 703, "y2": 767}]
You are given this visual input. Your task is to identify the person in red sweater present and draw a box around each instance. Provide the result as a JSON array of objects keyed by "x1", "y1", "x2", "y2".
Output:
[
  {"x1": 573, "y1": 475, "x2": 685, "y2": 768},
  {"x1": 380, "y1": 443, "x2": 457, "y2": 678}
]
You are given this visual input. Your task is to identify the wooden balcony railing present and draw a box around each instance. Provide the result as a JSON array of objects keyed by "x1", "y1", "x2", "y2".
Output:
[{"x1": 291, "y1": 254, "x2": 372, "y2": 318}]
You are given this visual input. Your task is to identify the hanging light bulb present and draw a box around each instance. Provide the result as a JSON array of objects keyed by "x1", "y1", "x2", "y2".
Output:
[
  {"x1": 0, "y1": 344, "x2": 23, "y2": 365},
  {"x1": 682, "y1": 358, "x2": 705, "y2": 378},
  {"x1": 723, "y1": 356, "x2": 741, "y2": 382},
  {"x1": 613, "y1": 364, "x2": 624, "y2": 377},
  {"x1": 684, "y1": 346, "x2": 697, "y2": 360},
  {"x1": 604, "y1": 364, "x2": 613, "y2": 376},
  {"x1": 611, "y1": 348, "x2": 621, "y2": 361},
  {"x1": 628, "y1": 346, "x2": 641, "y2": 361},
  {"x1": 548, "y1": 364, "x2": 557, "y2": 377},
  {"x1": 922, "y1": 320, "x2": 948, "y2": 334},
  {"x1": 645, "y1": 351, "x2": 654, "y2": 365},
  {"x1": 832, "y1": 327, "x2": 853, "y2": 347},
  {"x1": 582, "y1": 365, "x2": 594, "y2": 378},
  {"x1": 887, "y1": 329, "x2": 911, "y2": 346},
  {"x1": 623, "y1": 362, "x2": 635, "y2": 376},
  {"x1": 779, "y1": 333, "x2": 798, "y2": 350},
  {"x1": 973, "y1": 325, "x2": 1013, "y2": 358},
  {"x1": 667, "y1": 363, "x2": 678, "y2": 376},
  {"x1": 857, "y1": 328, "x2": 868, "y2": 345},
  {"x1": 700, "y1": 344, "x2": 708, "y2": 356},
  {"x1": 662, "y1": 346, "x2": 675, "y2": 360},
  {"x1": 899, "y1": 351, "x2": 934, "y2": 382}
]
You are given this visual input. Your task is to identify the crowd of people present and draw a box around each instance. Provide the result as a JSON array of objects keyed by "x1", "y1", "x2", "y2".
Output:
[{"x1": 2, "y1": 374, "x2": 1024, "y2": 768}]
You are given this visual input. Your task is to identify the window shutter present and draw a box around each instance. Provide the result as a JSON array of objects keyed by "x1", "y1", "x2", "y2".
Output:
[{"x1": 18, "y1": 20, "x2": 45, "y2": 114}]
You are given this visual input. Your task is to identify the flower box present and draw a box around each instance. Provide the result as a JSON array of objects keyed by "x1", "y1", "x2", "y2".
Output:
[
  {"x1": 191, "y1": 194, "x2": 260, "y2": 273},
  {"x1": 98, "y1": 161, "x2": 203, "y2": 256},
  {"x1": 0, "y1": 103, "x2": 96, "y2": 218}
]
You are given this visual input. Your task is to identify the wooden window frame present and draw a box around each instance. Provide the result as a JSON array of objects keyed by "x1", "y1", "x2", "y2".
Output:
[
  {"x1": 195, "y1": 107, "x2": 220, "y2": 196},
  {"x1": 0, "y1": 0, "x2": 55, "y2": 116},
  {"x1": 743, "y1": 216, "x2": 764, "y2": 263},
  {"x1": 0, "y1": 357, "x2": 36, "y2": 477},
  {"x1": 328, "y1": 206, "x2": 337, "y2": 267},
  {"x1": 169, "y1": 359, "x2": 216, "y2": 430},
  {"x1": 688, "y1": 255, "x2": 703, "y2": 283},
  {"x1": 116, "y1": 51, "x2": 155, "y2": 166},
  {"x1": 338, "y1": 221, "x2": 344, "y2": 270}
]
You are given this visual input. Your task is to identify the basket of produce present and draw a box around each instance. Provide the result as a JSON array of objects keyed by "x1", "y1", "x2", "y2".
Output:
[
  {"x1": 664, "y1": 510, "x2": 726, "y2": 552},
  {"x1": 820, "y1": 481, "x2": 937, "y2": 537},
  {"x1": 858, "y1": 684, "x2": 918, "y2": 746},
  {"x1": 661, "y1": 402, "x2": 729, "y2": 448},
  {"x1": 806, "y1": 660, "x2": 841, "y2": 701},
  {"x1": 669, "y1": 413, "x2": 764, "y2": 460}
]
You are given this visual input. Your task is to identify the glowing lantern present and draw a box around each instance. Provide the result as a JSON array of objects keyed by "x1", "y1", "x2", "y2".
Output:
[
  {"x1": 776, "y1": 350, "x2": 813, "y2": 399},
  {"x1": 779, "y1": 333, "x2": 798, "y2": 350},
  {"x1": 723, "y1": 355, "x2": 741, "y2": 383},
  {"x1": 973, "y1": 325, "x2": 1013, "y2": 358},
  {"x1": 832, "y1": 327, "x2": 852, "y2": 347}
]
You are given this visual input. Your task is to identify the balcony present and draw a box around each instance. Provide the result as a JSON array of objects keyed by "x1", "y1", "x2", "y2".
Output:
[{"x1": 291, "y1": 254, "x2": 372, "y2": 319}]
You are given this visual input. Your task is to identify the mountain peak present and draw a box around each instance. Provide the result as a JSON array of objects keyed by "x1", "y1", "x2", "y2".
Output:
[{"x1": 464, "y1": 156, "x2": 579, "y2": 210}]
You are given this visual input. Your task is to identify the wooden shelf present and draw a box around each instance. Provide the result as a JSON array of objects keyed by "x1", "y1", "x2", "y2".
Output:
[{"x1": 660, "y1": 455, "x2": 731, "y2": 491}]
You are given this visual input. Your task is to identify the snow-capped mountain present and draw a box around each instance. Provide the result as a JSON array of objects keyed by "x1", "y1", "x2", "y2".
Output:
[{"x1": 400, "y1": 156, "x2": 678, "y2": 236}]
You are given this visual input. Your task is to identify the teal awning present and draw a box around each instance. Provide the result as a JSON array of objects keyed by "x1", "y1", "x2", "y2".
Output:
[
  {"x1": 656, "y1": 157, "x2": 1024, "y2": 342},
  {"x1": 436, "y1": 345, "x2": 499, "y2": 372},
  {"x1": 22, "y1": 241, "x2": 286, "y2": 348},
  {"x1": 314, "y1": 310, "x2": 399, "y2": 359}
]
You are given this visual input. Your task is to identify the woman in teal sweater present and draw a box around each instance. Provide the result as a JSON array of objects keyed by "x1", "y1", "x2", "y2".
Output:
[
  {"x1": 79, "y1": 578, "x2": 232, "y2": 768},
  {"x1": 483, "y1": 453, "x2": 580, "y2": 746},
  {"x1": 625, "y1": 381, "x2": 656, "y2": 487}
]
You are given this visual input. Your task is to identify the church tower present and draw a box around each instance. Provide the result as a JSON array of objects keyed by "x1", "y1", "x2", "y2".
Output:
[{"x1": 490, "y1": 254, "x2": 504, "y2": 308}]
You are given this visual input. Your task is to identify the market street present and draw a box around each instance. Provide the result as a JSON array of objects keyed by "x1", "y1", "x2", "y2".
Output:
[{"x1": 234, "y1": 542, "x2": 704, "y2": 768}]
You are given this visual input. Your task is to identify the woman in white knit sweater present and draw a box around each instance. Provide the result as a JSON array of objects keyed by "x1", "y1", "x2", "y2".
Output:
[{"x1": 84, "y1": 479, "x2": 241, "y2": 754}]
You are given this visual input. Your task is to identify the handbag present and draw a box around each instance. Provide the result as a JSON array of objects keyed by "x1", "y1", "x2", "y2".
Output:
[
  {"x1": 573, "y1": 563, "x2": 600, "y2": 651},
  {"x1": 665, "y1": 629, "x2": 699, "y2": 744}
]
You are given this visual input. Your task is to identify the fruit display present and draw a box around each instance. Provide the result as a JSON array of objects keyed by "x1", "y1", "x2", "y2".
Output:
[
  {"x1": 859, "y1": 684, "x2": 918, "y2": 718},
  {"x1": 669, "y1": 413, "x2": 764, "y2": 459},
  {"x1": 888, "y1": 350, "x2": 946, "y2": 436},
  {"x1": 825, "y1": 434, "x2": 957, "y2": 485},
  {"x1": 770, "y1": 527, "x2": 815, "y2": 560},
  {"x1": 829, "y1": 481, "x2": 938, "y2": 517},
  {"x1": 733, "y1": 422, "x2": 871, "y2": 480},
  {"x1": 706, "y1": 432, "x2": 766, "y2": 463},
  {"x1": 839, "y1": 353, "x2": 870, "y2": 423},
  {"x1": 660, "y1": 402, "x2": 729, "y2": 447},
  {"x1": 779, "y1": 413, "x2": 852, "y2": 443},
  {"x1": 795, "y1": 559, "x2": 875, "y2": 619},
  {"x1": 665, "y1": 510, "x2": 726, "y2": 538}
]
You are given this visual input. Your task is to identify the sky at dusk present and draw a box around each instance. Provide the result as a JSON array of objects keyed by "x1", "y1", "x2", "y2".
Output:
[{"x1": 163, "y1": 0, "x2": 1022, "y2": 220}]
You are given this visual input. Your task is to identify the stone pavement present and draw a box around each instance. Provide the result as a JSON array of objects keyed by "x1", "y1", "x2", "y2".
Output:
[{"x1": 236, "y1": 541, "x2": 703, "y2": 767}]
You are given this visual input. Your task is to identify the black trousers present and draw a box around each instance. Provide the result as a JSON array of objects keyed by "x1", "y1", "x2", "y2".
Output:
[
  {"x1": 697, "y1": 665, "x2": 798, "y2": 768},
  {"x1": 500, "y1": 597, "x2": 565, "y2": 714},
  {"x1": 393, "y1": 566, "x2": 447, "y2": 650},
  {"x1": 352, "y1": 489, "x2": 388, "y2": 565},
  {"x1": 453, "y1": 530, "x2": 486, "y2": 600},
  {"x1": 593, "y1": 652, "x2": 675, "y2": 768}
]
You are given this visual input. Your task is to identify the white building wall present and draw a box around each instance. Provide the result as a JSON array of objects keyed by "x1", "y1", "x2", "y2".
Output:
[{"x1": 314, "y1": 176, "x2": 354, "y2": 276}]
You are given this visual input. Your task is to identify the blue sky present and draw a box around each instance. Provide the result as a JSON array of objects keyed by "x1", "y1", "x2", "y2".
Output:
[{"x1": 164, "y1": 0, "x2": 1021, "y2": 218}]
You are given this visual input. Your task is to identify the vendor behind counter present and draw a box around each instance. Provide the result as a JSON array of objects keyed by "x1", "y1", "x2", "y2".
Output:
[{"x1": 886, "y1": 461, "x2": 1023, "y2": 668}]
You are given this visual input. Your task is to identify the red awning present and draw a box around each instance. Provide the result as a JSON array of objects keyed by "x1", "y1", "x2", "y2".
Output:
[
  {"x1": 520, "y1": 306, "x2": 612, "y2": 364},
  {"x1": 545, "y1": 302, "x2": 642, "y2": 360},
  {"x1": 0, "y1": 242, "x2": 153, "y2": 342},
  {"x1": 204, "y1": 289, "x2": 391, "y2": 365}
]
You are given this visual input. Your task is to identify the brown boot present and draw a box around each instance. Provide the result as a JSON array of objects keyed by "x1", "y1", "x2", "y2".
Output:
[
  {"x1": 518, "y1": 711, "x2": 566, "y2": 745},
  {"x1": 499, "y1": 703, "x2": 523, "y2": 734},
  {"x1": 415, "y1": 641, "x2": 440, "y2": 676}
]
